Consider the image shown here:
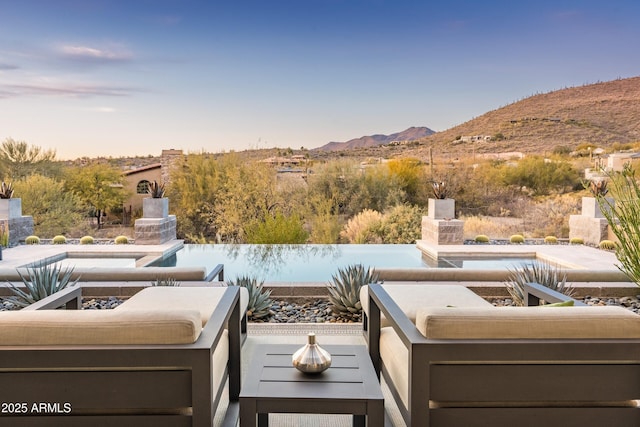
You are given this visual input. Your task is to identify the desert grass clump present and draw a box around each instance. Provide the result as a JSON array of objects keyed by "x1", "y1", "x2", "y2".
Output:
[
  {"x1": 327, "y1": 264, "x2": 381, "y2": 321},
  {"x1": 462, "y1": 215, "x2": 522, "y2": 240},
  {"x1": 25, "y1": 235, "x2": 40, "y2": 245},
  {"x1": 544, "y1": 236, "x2": 558, "y2": 244},
  {"x1": 52, "y1": 235, "x2": 67, "y2": 245},
  {"x1": 341, "y1": 209, "x2": 383, "y2": 244},
  {"x1": 569, "y1": 237, "x2": 584, "y2": 245},
  {"x1": 505, "y1": 261, "x2": 573, "y2": 306},
  {"x1": 114, "y1": 235, "x2": 129, "y2": 244},
  {"x1": 510, "y1": 234, "x2": 525, "y2": 244},
  {"x1": 474, "y1": 234, "x2": 490, "y2": 243},
  {"x1": 599, "y1": 240, "x2": 617, "y2": 251},
  {"x1": 1, "y1": 262, "x2": 79, "y2": 308},
  {"x1": 80, "y1": 236, "x2": 94, "y2": 245},
  {"x1": 227, "y1": 275, "x2": 273, "y2": 320}
]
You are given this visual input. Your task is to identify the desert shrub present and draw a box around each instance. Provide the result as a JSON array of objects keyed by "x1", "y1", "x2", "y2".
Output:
[
  {"x1": 52, "y1": 235, "x2": 66, "y2": 244},
  {"x1": 569, "y1": 237, "x2": 584, "y2": 245},
  {"x1": 510, "y1": 234, "x2": 525, "y2": 244},
  {"x1": 244, "y1": 210, "x2": 308, "y2": 244},
  {"x1": 374, "y1": 204, "x2": 424, "y2": 244},
  {"x1": 599, "y1": 240, "x2": 617, "y2": 251},
  {"x1": 341, "y1": 209, "x2": 383, "y2": 244},
  {"x1": 25, "y1": 235, "x2": 40, "y2": 245},
  {"x1": 114, "y1": 235, "x2": 129, "y2": 244},
  {"x1": 79, "y1": 236, "x2": 94, "y2": 245},
  {"x1": 544, "y1": 236, "x2": 558, "y2": 244},
  {"x1": 523, "y1": 194, "x2": 580, "y2": 238},
  {"x1": 475, "y1": 234, "x2": 490, "y2": 243}
]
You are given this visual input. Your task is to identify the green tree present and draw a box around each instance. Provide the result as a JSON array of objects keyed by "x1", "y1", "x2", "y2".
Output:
[
  {"x1": 14, "y1": 175, "x2": 89, "y2": 237},
  {"x1": 64, "y1": 163, "x2": 128, "y2": 229},
  {"x1": 167, "y1": 153, "x2": 280, "y2": 242},
  {"x1": 0, "y1": 138, "x2": 59, "y2": 180},
  {"x1": 503, "y1": 156, "x2": 581, "y2": 196}
]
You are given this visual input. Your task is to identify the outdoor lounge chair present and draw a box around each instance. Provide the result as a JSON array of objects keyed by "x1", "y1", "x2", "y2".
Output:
[
  {"x1": 0, "y1": 284, "x2": 247, "y2": 427},
  {"x1": 363, "y1": 283, "x2": 640, "y2": 427}
]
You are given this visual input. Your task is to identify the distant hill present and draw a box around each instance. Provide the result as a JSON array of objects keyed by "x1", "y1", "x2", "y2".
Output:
[
  {"x1": 404, "y1": 76, "x2": 640, "y2": 157},
  {"x1": 315, "y1": 126, "x2": 435, "y2": 151}
]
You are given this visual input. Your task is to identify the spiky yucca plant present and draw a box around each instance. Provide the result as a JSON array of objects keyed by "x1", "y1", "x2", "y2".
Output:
[
  {"x1": 2, "y1": 262, "x2": 79, "y2": 308},
  {"x1": 327, "y1": 264, "x2": 380, "y2": 321},
  {"x1": 0, "y1": 181, "x2": 14, "y2": 199},
  {"x1": 227, "y1": 275, "x2": 272, "y2": 320},
  {"x1": 505, "y1": 261, "x2": 573, "y2": 306}
]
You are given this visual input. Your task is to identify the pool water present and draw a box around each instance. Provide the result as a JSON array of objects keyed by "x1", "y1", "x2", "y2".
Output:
[{"x1": 153, "y1": 244, "x2": 536, "y2": 282}]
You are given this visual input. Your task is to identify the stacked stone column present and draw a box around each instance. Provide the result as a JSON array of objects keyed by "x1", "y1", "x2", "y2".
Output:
[
  {"x1": 421, "y1": 198, "x2": 464, "y2": 245},
  {"x1": 134, "y1": 198, "x2": 177, "y2": 244},
  {"x1": 0, "y1": 198, "x2": 34, "y2": 247},
  {"x1": 569, "y1": 197, "x2": 612, "y2": 246}
]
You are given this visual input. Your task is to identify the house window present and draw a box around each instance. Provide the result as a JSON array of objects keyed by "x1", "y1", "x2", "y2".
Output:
[{"x1": 137, "y1": 180, "x2": 151, "y2": 194}]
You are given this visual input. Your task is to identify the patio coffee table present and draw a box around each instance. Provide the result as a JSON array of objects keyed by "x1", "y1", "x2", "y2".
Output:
[{"x1": 239, "y1": 344, "x2": 384, "y2": 426}]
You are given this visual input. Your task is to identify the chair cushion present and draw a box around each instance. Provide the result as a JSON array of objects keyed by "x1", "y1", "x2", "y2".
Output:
[
  {"x1": 416, "y1": 306, "x2": 640, "y2": 339},
  {"x1": 118, "y1": 286, "x2": 249, "y2": 326},
  {"x1": 0, "y1": 309, "x2": 201, "y2": 345},
  {"x1": 361, "y1": 284, "x2": 492, "y2": 327}
]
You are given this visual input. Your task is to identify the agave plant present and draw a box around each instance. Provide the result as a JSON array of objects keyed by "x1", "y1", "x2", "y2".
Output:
[
  {"x1": 1, "y1": 262, "x2": 79, "y2": 308},
  {"x1": 504, "y1": 261, "x2": 573, "y2": 306},
  {"x1": 326, "y1": 264, "x2": 381, "y2": 321},
  {"x1": 227, "y1": 275, "x2": 272, "y2": 320},
  {"x1": 0, "y1": 181, "x2": 14, "y2": 199},
  {"x1": 148, "y1": 180, "x2": 166, "y2": 198}
]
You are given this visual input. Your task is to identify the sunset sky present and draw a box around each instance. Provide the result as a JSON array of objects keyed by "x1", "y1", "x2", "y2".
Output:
[{"x1": 1, "y1": 0, "x2": 639, "y2": 160}]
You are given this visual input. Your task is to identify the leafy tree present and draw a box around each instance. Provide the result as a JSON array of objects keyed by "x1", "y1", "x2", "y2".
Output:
[
  {"x1": 502, "y1": 156, "x2": 581, "y2": 196},
  {"x1": 63, "y1": 163, "x2": 128, "y2": 229},
  {"x1": 387, "y1": 157, "x2": 427, "y2": 205},
  {"x1": 0, "y1": 138, "x2": 59, "y2": 179},
  {"x1": 304, "y1": 193, "x2": 342, "y2": 243},
  {"x1": 167, "y1": 153, "x2": 281, "y2": 242},
  {"x1": 13, "y1": 175, "x2": 90, "y2": 237}
]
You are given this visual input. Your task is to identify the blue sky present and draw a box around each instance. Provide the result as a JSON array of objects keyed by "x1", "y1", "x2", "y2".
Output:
[{"x1": 1, "y1": 0, "x2": 639, "y2": 160}]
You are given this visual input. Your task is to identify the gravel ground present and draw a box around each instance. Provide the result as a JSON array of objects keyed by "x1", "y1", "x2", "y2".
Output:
[{"x1": 3, "y1": 295, "x2": 640, "y2": 320}]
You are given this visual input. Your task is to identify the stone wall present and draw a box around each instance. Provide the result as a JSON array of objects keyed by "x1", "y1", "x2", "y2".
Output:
[
  {"x1": 134, "y1": 216, "x2": 177, "y2": 245},
  {"x1": 421, "y1": 217, "x2": 464, "y2": 245},
  {"x1": 569, "y1": 215, "x2": 610, "y2": 246}
]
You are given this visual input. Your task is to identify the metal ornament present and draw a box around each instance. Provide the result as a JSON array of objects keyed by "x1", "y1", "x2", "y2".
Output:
[{"x1": 292, "y1": 332, "x2": 332, "y2": 374}]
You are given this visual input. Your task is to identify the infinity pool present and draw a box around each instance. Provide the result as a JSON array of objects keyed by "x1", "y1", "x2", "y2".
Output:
[{"x1": 152, "y1": 244, "x2": 536, "y2": 282}]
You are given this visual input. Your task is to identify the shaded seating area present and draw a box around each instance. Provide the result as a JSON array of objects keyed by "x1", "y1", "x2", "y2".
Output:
[
  {"x1": 0, "y1": 285, "x2": 247, "y2": 427},
  {"x1": 363, "y1": 282, "x2": 640, "y2": 427}
]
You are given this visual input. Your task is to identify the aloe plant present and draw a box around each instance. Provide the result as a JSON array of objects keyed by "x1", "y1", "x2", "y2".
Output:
[
  {"x1": 327, "y1": 264, "x2": 380, "y2": 321},
  {"x1": 2, "y1": 262, "x2": 79, "y2": 308},
  {"x1": 505, "y1": 261, "x2": 573, "y2": 306},
  {"x1": 227, "y1": 275, "x2": 272, "y2": 320}
]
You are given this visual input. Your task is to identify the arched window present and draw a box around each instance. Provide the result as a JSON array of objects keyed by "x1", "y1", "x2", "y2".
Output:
[{"x1": 137, "y1": 180, "x2": 151, "y2": 194}]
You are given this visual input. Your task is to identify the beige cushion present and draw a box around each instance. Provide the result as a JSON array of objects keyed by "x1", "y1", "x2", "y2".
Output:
[
  {"x1": 361, "y1": 284, "x2": 492, "y2": 327},
  {"x1": 0, "y1": 309, "x2": 201, "y2": 345},
  {"x1": 118, "y1": 286, "x2": 249, "y2": 326},
  {"x1": 416, "y1": 306, "x2": 640, "y2": 339}
]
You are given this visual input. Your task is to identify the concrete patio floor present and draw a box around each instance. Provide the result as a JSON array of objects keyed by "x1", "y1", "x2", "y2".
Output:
[{"x1": 216, "y1": 323, "x2": 405, "y2": 427}]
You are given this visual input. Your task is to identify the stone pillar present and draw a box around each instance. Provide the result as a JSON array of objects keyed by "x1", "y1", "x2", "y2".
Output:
[
  {"x1": 422, "y1": 198, "x2": 464, "y2": 245},
  {"x1": 0, "y1": 199, "x2": 34, "y2": 247},
  {"x1": 134, "y1": 198, "x2": 176, "y2": 244},
  {"x1": 568, "y1": 197, "x2": 613, "y2": 246},
  {"x1": 160, "y1": 149, "x2": 183, "y2": 185}
]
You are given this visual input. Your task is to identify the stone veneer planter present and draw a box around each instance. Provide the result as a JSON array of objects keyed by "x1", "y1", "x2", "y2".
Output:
[
  {"x1": 135, "y1": 197, "x2": 176, "y2": 244},
  {"x1": 422, "y1": 198, "x2": 463, "y2": 245},
  {"x1": 0, "y1": 198, "x2": 34, "y2": 247}
]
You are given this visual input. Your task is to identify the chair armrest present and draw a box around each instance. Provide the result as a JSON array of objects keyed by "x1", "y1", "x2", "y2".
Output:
[
  {"x1": 367, "y1": 284, "x2": 427, "y2": 376},
  {"x1": 22, "y1": 286, "x2": 83, "y2": 311},
  {"x1": 524, "y1": 282, "x2": 586, "y2": 306}
]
